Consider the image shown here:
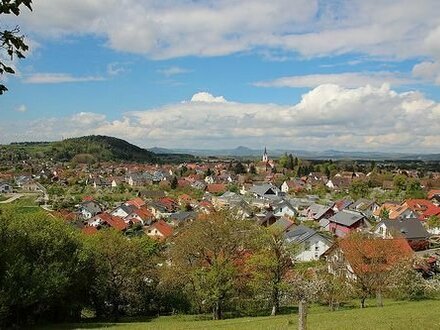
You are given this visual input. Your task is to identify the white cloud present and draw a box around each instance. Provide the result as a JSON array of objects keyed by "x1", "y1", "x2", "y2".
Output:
[
  {"x1": 254, "y1": 72, "x2": 414, "y2": 88},
  {"x1": 71, "y1": 112, "x2": 106, "y2": 125},
  {"x1": 15, "y1": 105, "x2": 27, "y2": 113},
  {"x1": 24, "y1": 73, "x2": 105, "y2": 84},
  {"x1": 2, "y1": 87, "x2": 440, "y2": 153},
  {"x1": 190, "y1": 92, "x2": 227, "y2": 103},
  {"x1": 157, "y1": 66, "x2": 191, "y2": 77},
  {"x1": 11, "y1": 1, "x2": 440, "y2": 82}
]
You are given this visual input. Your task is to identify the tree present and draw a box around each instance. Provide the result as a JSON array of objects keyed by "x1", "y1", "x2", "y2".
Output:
[
  {"x1": 0, "y1": 209, "x2": 93, "y2": 327},
  {"x1": 86, "y1": 230, "x2": 159, "y2": 319},
  {"x1": 278, "y1": 153, "x2": 288, "y2": 168},
  {"x1": 337, "y1": 233, "x2": 413, "y2": 308},
  {"x1": 170, "y1": 176, "x2": 178, "y2": 189},
  {"x1": 233, "y1": 162, "x2": 246, "y2": 175},
  {"x1": 348, "y1": 180, "x2": 370, "y2": 200},
  {"x1": 247, "y1": 226, "x2": 294, "y2": 316},
  {"x1": 249, "y1": 164, "x2": 257, "y2": 175},
  {"x1": 1, "y1": 0, "x2": 33, "y2": 94},
  {"x1": 286, "y1": 154, "x2": 295, "y2": 170},
  {"x1": 167, "y1": 211, "x2": 254, "y2": 320},
  {"x1": 287, "y1": 270, "x2": 324, "y2": 330}
]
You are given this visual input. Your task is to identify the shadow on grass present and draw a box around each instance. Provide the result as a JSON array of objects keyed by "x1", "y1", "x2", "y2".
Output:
[{"x1": 35, "y1": 316, "x2": 157, "y2": 330}]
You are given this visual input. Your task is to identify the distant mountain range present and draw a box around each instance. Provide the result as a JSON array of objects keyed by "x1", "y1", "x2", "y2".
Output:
[{"x1": 149, "y1": 146, "x2": 440, "y2": 161}]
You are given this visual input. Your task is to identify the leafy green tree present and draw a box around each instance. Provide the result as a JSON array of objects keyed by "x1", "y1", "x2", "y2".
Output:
[
  {"x1": 278, "y1": 153, "x2": 288, "y2": 168},
  {"x1": 286, "y1": 154, "x2": 295, "y2": 170},
  {"x1": 393, "y1": 175, "x2": 407, "y2": 193},
  {"x1": 166, "y1": 211, "x2": 254, "y2": 320},
  {"x1": 247, "y1": 226, "x2": 294, "y2": 316},
  {"x1": 234, "y1": 162, "x2": 246, "y2": 174},
  {"x1": 0, "y1": 209, "x2": 93, "y2": 327},
  {"x1": 86, "y1": 230, "x2": 159, "y2": 319},
  {"x1": 0, "y1": 0, "x2": 32, "y2": 94},
  {"x1": 349, "y1": 180, "x2": 370, "y2": 200},
  {"x1": 405, "y1": 179, "x2": 425, "y2": 199}
]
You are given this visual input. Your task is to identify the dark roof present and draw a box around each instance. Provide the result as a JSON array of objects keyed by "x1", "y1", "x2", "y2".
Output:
[
  {"x1": 284, "y1": 225, "x2": 326, "y2": 244},
  {"x1": 80, "y1": 201, "x2": 102, "y2": 214},
  {"x1": 169, "y1": 211, "x2": 197, "y2": 222},
  {"x1": 379, "y1": 218, "x2": 430, "y2": 240},
  {"x1": 270, "y1": 217, "x2": 295, "y2": 232},
  {"x1": 328, "y1": 210, "x2": 365, "y2": 227}
]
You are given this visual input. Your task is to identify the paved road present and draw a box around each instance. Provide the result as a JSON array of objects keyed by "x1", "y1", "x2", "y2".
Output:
[{"x1": 0, "y1": 194, "x2": 24, "y2": 204}]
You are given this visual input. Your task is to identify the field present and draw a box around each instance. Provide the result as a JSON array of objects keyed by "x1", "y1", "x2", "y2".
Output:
[{"x1": 40, "y1": 299, "x2": 440, "y2": 330}]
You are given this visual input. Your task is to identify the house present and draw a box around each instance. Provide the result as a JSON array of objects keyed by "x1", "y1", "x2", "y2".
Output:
[
  {"x1": 303, "y1": 203, "x2": 334, "y2": 221},
  {"x1": 374, "y1": 218, "x2": 430, "y2": 251},
  {"x1": 270, "y1": 217, "x2": 295, "y2": 233},
  {"x1": 256, "y1": 212, "x2": 279, "y2": 227},
  {"x1": 125, "y1": 197, "x2": 146, "y2": 209},
  {"x1": 349, "y1": 198, "x2": 379, "y2": 217},
  {"x1": 0, "y1": 182, "x2": 12, "y2": 193},
  {"x1": 272, "y1": 199, "x2": 297, "y2": 217},
  {"x1": 146, "y1": 220, "x2": 173, "y2": 240},
  {"x1": 249, "y1": 183, "x2": 281, "y2": 199},
  {"x1": 404, "y1": 199, "x2": 440, "y2": 221},
  {"x1": 332, "y1": 199, "x2": 353, "y2": 212},
  {"x1": 88, "y1": 212, "x2": 127, "y2": 231},
  {"x1": 327, "y1": 210, "x2": 368, "y2": 237},
  {"x1": 168, "y1": 211, "x2": 197, "y2": 227},
  {"x1": 373, "y1": 202, "x2": 417, "y2": 220},
  {"x1": 281, "y1": 179, "x2": 305, "y2": 193},
  {"x1": 284, "y1": 225, "x2": 332, "y2": 261},
  {"x1": 78, "y1": 200, "x2": 102, "y2": 220},
  {"x1": 124, "y1": 207, "x2": 155, "y2": 226},
  {"x1": 111, "y1": 204, "x2": 137, "y2": 218}
]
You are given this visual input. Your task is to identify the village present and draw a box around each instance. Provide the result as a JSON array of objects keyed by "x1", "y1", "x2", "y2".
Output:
[{"x1": 1, "y1": 147, "x2": 440, "y2": 274}]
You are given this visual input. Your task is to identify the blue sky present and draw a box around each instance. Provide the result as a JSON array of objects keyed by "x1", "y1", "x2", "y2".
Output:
[{"x1": 1, "y1": 0, "x2": 440, "y2": 153}]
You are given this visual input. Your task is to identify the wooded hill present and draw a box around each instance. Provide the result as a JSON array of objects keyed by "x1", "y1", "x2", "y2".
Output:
[{"x1": 1, "y1": 135, "x2": 195, "y2": 164}]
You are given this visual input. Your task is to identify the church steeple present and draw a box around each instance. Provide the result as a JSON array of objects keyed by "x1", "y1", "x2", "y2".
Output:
[{"x1": 262, "y1": 147, "x2": 268, "y2": 162}]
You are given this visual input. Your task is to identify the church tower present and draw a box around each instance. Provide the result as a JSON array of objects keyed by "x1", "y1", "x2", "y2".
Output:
[{"x1": 262, "y1": 147, "x2": 268, "y2": 162}]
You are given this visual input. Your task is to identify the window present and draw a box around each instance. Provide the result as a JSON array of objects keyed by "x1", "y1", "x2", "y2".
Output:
[{"x1": 315, "y1": 245, "x2": 319, "y2": 251}]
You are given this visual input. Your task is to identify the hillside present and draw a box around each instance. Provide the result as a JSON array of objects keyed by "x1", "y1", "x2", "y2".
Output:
[{"x1": 1, "y1": 136, "x2": 195, "y2": 164}]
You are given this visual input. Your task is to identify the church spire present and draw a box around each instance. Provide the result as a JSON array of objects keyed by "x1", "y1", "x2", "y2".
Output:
[{"x1": 262, "y1": 146, "x2": 268, "y2": 162}]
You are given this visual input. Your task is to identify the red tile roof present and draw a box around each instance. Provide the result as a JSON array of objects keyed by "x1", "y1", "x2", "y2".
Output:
[
  {"x1": 404, "y1": 199, "x2": 440, "y2": 220},
  {"x1": 149, "y1": 220, "x2": 173, "y2": 239},
  {"x1": 96, "y1": 212, "x2": 127, "y2": 231},
  {"x1": 126, "y1": 197, "x2": 146, "y2": 208}
]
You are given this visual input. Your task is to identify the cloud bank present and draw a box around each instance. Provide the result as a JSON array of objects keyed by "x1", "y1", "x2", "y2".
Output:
[{"x1": 2, "y1": 86, "x2": 439, "y2": 153}]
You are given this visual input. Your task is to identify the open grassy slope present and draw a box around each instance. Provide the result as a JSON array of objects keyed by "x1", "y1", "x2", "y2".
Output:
[{"x1": 40, "y1": 299, "x2": 440, "y2": 330}]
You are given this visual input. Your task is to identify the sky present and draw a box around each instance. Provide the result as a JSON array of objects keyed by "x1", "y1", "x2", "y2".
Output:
[{"x1": 1, "y1": 0, "x2": 440, "y2": 153}]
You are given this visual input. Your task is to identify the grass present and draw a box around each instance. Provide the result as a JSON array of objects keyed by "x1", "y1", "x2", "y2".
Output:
[
  {"x1": 0, "y1": 194, "x2": 42, "y2": 215},
  {"x1": 39, "y1": 299, "x2": 440, "y2": 330}
]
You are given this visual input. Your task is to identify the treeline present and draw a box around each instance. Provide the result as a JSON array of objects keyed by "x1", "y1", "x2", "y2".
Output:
[{"x1": 0, "y1": 210, "x2": 438, "y2": 327}]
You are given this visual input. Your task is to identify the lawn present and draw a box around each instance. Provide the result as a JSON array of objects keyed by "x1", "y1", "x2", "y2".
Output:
[
  {"x1": 0, "y1": 194, "x2": 43, "y2": 215},
  {"x1": 40, "y1": 299, "x2": 440, "y2": 330}
]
